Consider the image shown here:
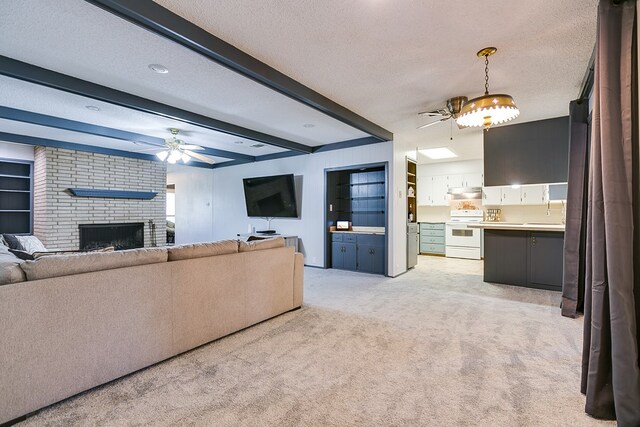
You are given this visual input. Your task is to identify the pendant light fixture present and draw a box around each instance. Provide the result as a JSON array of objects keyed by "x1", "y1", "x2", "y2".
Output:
[{"x1": 456, "y1": 47, "x2": 519, "y2": 129}]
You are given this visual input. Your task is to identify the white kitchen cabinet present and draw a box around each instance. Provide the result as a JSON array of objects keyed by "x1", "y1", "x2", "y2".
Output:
[
  {"x1": 464, "y1": 172, "x2": 484, "y2": 187},
  {"x1": 482, "y1": 187, "x2": 502, "y2": 206},
  {"x1": 432, "y1": 175, "x2": 449, "y2": 206},
  {"x1": 447, "y1": 174, "x2": 465, "y2": 188},
  {"x1": 501, "y1": 187, "x2": 522, "y2": 205},
  {"x1": 416, "y1": 175, "x2": 432, "y2": 205},
  {"x1": 447, "y1": 173, "x2": 483, "y2": 188},
  {"x1": 521, "y1": 185, "x2": 548, "y2": 205}
]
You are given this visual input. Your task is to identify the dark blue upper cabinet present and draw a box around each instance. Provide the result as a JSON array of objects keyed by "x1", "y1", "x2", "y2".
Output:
[{"x1": 484, "y1": 116, "x2": 569, "y2": 186}]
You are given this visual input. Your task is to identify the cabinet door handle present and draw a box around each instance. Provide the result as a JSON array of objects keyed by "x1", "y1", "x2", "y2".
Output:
[{"x1": 532, "y1": 237, "x2": 536, "y2": 245}]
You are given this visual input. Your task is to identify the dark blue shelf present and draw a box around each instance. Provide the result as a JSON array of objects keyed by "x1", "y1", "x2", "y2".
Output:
[{"x1": 68, "y1": 188, "x2": 157, "y2": 200}]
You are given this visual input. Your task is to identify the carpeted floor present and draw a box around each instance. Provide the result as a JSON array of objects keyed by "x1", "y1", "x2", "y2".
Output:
[{"x1": 20, "y1": 256, "x2": 613, "y2": 426}]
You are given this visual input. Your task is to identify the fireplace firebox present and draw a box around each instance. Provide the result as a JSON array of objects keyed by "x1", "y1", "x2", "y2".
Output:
[{"x1": 79, "y1": 223, "x2": 144, "y2": 251}]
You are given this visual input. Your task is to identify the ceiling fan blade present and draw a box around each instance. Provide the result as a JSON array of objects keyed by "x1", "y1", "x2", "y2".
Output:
[
  {"x1": 418, "y1": 109, "x2": 448, "y2": 117},
  {"x1": 181, "y1": 144, "x2": 205, "y2": 150},
  {"x1": 417, "y1": 117, "x2": 450, "y2": 129},
  {"x1": 135, "y1": 146, "x2": 167, "y2": 152},
  {"x1": 184, "y1": 150, "x2": 216, "y2": 164}
]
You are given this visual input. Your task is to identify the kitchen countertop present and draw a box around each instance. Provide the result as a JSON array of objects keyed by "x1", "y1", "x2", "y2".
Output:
[
  {"x1": 468, "y1": 222, "x2": 565, "y2": 232},
  {"x1": 330, "y1": 226, "x2": 385, "y2": 235}
]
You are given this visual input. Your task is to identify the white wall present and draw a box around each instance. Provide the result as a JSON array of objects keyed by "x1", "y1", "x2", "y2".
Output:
[
  {"x1": 417, "y1": 159, "x2": 483, "y2": 176},
  {"x1": 211, "y1": 142, "x2": 396, "y2": 272},
  {"x1": 166, "y1": 164, "x2": 216, "y2": 245},
  {"x1": 0, "y1": 141, "x2": 34, "y2": 161}
]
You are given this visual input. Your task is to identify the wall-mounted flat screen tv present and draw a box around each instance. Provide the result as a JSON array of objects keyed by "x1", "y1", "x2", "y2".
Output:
[{"x1": 243, "y1": 174, "x2": 298, "y2": 218}]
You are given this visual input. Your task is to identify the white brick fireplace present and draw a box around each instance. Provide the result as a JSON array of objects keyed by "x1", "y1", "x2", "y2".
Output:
[{"x1": 33, "y1": 147, "x2": 167, "y2": 251}]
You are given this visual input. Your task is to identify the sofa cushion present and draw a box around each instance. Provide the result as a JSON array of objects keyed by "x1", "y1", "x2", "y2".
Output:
[
  {"x1": 15, "y1": 236, "x2": 47, "y2": 254},
  {"x1": 0, "y1": 247, "x2": 26, "y2": 285},
  {"x1": 238, "y1": 237, "x2": 285, "y2": 252},
  {"x1": 2, "y1": 234, "x2": 22, "y2": 250},
  {"x1": 20, "y1": 247, "x2": 168, "y2": 281},
  {"x1": 167, "y1": 240, "x2": 238, "y2": 261}
]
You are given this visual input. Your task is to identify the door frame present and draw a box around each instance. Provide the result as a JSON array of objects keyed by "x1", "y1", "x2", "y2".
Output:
[{"x1": 323, "y1": 161, "x2": 389, "y2": 276}]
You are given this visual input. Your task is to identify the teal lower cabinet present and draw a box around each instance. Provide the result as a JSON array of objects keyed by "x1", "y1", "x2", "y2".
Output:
[
  {"x1": 419, "y1": 222, "x2": 445, "y2": 255},
  {"x1": 331, "y1": 233, "x2": 385, "y2": 274}
]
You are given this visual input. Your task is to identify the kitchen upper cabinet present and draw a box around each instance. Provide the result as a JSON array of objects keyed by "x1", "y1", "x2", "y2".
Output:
[
  {"x1": 416, "y1": 175, "x2": 432, "y2": 206},
  {"x1": 521, "y1": 185, "x2": 547, "y2": 205},
  {"x1": 482, "y1": 187, "x2": 502, "y2": 206},
  {"x1": 432, "y1": 175, "x2": 449, "y2": 206},
  {"x1": 447, "y1": 173, "x2": 483, "y2": 188},
  {"x1": 464, "y1": 173, "x2": 484, "y2": 187},
  {"x1": 484, "y1": 116, "x2": 569, "y2": 186},
  {"x1": 500, "y1": 187, "x2": 521, "y2": 205}
]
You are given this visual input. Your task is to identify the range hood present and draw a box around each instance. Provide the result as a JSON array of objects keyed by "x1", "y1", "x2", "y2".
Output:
[{"x1": 447, "y1": 187, "x2": 482, "y2": 200}]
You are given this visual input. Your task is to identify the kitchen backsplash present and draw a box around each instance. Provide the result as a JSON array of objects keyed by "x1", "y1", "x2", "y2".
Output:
[{"x1": 417, "y1": 203, "x2": 565, "y2": 223}]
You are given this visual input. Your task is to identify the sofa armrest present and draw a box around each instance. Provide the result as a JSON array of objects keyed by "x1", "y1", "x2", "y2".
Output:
[{"x1": 293, "y1": 252, "x2": 304, "y2": 308}]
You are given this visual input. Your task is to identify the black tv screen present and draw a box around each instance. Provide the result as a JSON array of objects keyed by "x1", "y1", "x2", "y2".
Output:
[{"x1": 243, "y1": 174, "x2": 298, "y2": 218}]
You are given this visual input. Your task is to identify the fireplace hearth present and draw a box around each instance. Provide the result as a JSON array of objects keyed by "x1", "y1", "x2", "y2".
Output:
[{"x1": 79, "y1": 223, "x2": 144, "y2": 251}]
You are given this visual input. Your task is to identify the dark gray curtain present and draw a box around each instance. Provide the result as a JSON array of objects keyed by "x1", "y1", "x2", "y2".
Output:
[
  {"x1": 581, "y1": 0, "x2": 640, "y2": 425},
  {"x1": 562, "y1": 100, "x2": 590, "y2": 318}
]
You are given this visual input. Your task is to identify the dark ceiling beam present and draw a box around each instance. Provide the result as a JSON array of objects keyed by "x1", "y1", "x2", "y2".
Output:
[
  {"x1": 0, "y1": 131, "x2": 215, "y2": 169},
  {"x1": 84, "y1": 0, "x2": 394, "y2": 143},
  {"x1": 313, "y1": 136, "x2": 385, "y2": 153},
  {"x1": 0, "y1": 55, "x2": 312, "y2": 154},
  {"x1": 0, "y1": 106, "x2": 255, "y2": 162}
]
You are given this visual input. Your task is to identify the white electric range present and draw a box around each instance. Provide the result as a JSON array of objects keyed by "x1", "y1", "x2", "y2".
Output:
[{"x1": 445, "y1": 210, "x2": 483, "y2": 260}]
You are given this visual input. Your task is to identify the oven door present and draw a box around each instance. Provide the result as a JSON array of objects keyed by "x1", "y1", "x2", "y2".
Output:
[{"x1": 445, "y1": 223, "x2": 481, "y2": 247}]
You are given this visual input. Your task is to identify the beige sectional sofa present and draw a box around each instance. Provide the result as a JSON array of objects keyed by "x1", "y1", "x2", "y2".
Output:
[{"x1": 0, "y1": 237, "x2": 303, "y2": 424}]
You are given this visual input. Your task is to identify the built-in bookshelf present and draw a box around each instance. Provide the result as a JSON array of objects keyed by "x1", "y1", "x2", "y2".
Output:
[
  {"x1": 0, "y1": 159, "x2": 33, "y2": 234},
  {"x1": 407, "y1": 159, "x2": 417, "y2": 223}
]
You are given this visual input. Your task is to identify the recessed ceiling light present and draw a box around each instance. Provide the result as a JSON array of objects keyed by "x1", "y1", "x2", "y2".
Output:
[
  {"x1": 234, "y1": 141, "x2": 244, "y2": 144},
  {"x1": 419, "y1": 147, "x2": 458, "y2": 160},
  {"x1": 148, "y1": 64, "x2": 169, "y2": 74},
  {"x1": 85, "y1": 105, "x2": 101, "y2": 111},
  {"x1": 250, "y1": 143, "x2": 265, "y2": 148},
  {"x1": 303, "y1": 123, "x2": 315, "y2": 128}
]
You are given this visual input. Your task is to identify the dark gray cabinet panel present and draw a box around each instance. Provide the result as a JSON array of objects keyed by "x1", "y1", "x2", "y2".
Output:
[
  {"x1": 484, "y1": 116, "x2": 569, "y2": 186},
  {"x1": 484, "y1": 230, "x2": 528, "y2": 286},
  {"x1": 528, "y1": 232, "x2": 564, "y2": 290},
  {"x1": 357, "y1": 234, "x2": 385, "y2": 274},
  {"x1": 484, "y1": 229, "x2": 564, "y2": 291},
  {"x1": 331, "y1": 241, "x2": 357, "y2": 270},
  {"x1": 331, "y1": 233, "x2": 384, "y2": 274}
]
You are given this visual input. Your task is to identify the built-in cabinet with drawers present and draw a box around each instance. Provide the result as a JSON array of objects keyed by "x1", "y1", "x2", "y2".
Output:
[
  {"x1": 419, "y1": 222, "x2": 445, "y2": 255},
  {"x1": 0, "y1": 159, "x2": 33, "y2": 235},
  {"x1": 331, "y1": 232, "x2": 385, "y2": 274}
]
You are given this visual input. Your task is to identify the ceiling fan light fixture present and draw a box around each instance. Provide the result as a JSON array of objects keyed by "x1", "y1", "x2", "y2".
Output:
[
  {"x1": 181, "y1": 152, "x2": 191, "y2": 163},
  {"x1": 456, "y1": 94, "x2": 519, "y2": 128},
  {"x1": 156, "y1": 150, "x2": 169, "y2": 161},
  {"x1": 167, "y1": 149, "x2": 182, "y2": 164},
  {"x1": 455, "y1": 47, "x2": 519, "y2": 129}
]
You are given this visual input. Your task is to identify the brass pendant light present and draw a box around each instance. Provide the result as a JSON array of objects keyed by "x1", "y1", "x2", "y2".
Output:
[{"x1": 456, "y1": 47, "x2": 519, "y2": 129}]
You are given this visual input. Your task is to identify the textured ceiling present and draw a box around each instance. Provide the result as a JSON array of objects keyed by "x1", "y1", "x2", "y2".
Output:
[
  {"x1": 0, "y1": 0, "x2": 597, "y2": 164},
  {"x1": 157, "y1": 0, "x2": 598, "y2": 162}
]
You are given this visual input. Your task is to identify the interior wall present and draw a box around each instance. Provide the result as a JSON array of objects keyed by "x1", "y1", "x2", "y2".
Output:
[
  {"x1": 417, "y1": 159, "x2": 483, "y2": 176},
  {"x1": 0, "y1": 141, "x2": 34, "y2": 161},
  {"x1": 211, "y1": 142, "x2": 394, "y2": 270},
  {"x1": 166, "y1": 164, "x2": 215, "y2": 245}
]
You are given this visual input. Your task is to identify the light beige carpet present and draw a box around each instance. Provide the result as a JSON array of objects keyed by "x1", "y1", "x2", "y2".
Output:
[{"x1": 19, "y1": 256, "x2": 613, "y2": 426}]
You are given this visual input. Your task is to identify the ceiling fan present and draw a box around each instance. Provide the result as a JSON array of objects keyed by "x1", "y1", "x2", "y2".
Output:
[
  {"x1": 417, "y1": 96, "x2": 468, "y2": 129},
  {"x1": 137, "y1": 128, "x2": 216, "y2": 164}
]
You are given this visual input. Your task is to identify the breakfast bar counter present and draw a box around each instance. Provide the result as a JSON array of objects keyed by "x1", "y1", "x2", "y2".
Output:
[{"x1": 470, "y1": 223, "x2": 565, "y2": 291}]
